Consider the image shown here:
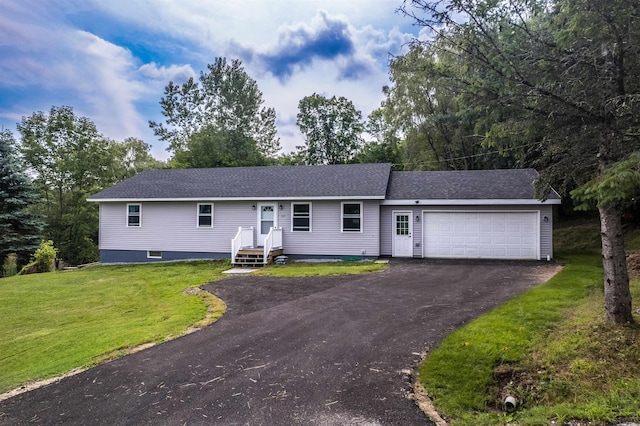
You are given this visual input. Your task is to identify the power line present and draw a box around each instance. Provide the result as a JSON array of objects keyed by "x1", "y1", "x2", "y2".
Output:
[{"x1": 393, "y1": 141, "x2": 541, "y2": 167}]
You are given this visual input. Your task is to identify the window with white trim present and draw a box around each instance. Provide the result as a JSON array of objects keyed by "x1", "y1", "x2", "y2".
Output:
[
  {"x1": 197, "y1": 203, "x2": 214, "y2": 228},
  {"x1": 127, "y1": 204, "x2": 141, "y2": 227},
  {"x1": 292, "y1": 203, "x2": 311, "y2": 232},
  {"x1": 342, "y1": 202, "x2": 362, "y2": 232},
  {"x1": 147, "y1": 250, "x2": 162, "y2": 259}
]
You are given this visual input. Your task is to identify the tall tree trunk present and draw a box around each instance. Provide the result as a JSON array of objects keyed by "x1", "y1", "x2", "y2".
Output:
[{"x1": 599, "y1": 204, "x2": 634, "y2": 324}]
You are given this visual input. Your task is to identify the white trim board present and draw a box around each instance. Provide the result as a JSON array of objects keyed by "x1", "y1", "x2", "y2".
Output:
[
  {"x1": 382, "y1": 199, "x2": 561, "y2": 206},
  {"x1": 88, "y1": 196, "x2": 385, "y2": 203}
]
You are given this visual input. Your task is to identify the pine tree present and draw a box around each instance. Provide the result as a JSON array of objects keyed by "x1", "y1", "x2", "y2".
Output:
[{"x1": 0, "y1": 129, "x2": 42, "y2": 271}]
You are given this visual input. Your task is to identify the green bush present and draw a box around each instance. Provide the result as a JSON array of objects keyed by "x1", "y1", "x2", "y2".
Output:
[
  {"x1": 20, "y1": 240, "x2": 59, "y2": 274},
  {"x1": 33, "y1": 240, "x2": 58, "y2": 272},
  {"x1": 2, "y1": 253, "x2": 18, "y2": 277}
]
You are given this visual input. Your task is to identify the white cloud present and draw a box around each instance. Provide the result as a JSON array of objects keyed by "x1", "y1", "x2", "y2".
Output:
[
  {"x1": 138, "y1": 63, "x2": 196, "y2": 82},
  {"x1": 1, "y1": 0, "x2": 421, "y2": 161}
]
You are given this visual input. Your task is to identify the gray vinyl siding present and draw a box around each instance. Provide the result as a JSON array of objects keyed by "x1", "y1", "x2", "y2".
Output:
[
  {"x1": 99, "y1": 201, "x2": 258, "y2": 253},
  {"x1": 99, "y1": 200, "x2": 381, "y2": 258},
  {"x1": 279, "y1": 200, "x2": 381, "y2": 257},
  {"x1": 380, "y1": 204, "x2": 555, "y2": 260},
  {"x1": 539, "y1": 204, "x2": 553, "y2": 259},
  {"x1": 380, "y1": 207, "x2": 422, "y2": 258}
]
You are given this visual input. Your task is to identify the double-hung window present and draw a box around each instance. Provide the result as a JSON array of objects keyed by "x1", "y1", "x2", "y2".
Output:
[
  {"x1": 127, "y1": 204, "x2": 141, "y2": 227},
  {"x1": 342, "y1": 202, "x2": 362, "y2": 232},
  {"x1": 197, "y1": 203, "x2": 214, "y2": 228},
  {"x1": 292, "y1": 203, "x2": 311, "y2": 232}
]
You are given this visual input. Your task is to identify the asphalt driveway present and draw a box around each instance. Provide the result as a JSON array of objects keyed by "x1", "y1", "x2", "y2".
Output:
[{"x1": 0, "y1": 259, "x2": 560, "y2": 425}]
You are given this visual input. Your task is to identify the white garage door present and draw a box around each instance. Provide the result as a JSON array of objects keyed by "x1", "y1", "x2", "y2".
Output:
[{"x1": 423, "y1": 211, "x2": 539, "y2": 260}]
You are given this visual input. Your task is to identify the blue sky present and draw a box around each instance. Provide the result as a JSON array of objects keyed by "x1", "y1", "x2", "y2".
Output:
[{"x1": 0, "y1": 0, "x2": 423, "y2": 159}]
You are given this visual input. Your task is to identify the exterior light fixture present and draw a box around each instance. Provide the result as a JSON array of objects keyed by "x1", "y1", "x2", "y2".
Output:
[
  {"x1": 543, "y1": 216, "x2": 549, "y2": 222},
  {"x1": 252, "y1": 204, "x2": 256, "y2": 210},
  {"x1": 416, "y1": 215, "x2": 420, "y2": 222}
]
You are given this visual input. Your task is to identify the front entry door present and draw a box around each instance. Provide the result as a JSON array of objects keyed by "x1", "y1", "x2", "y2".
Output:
[
  {"x1": 257, "y1": 203, "x2": 277, "y2": 246},
  {"x1": 392, "y1": 211, "x2": 413, "y2": 257}
]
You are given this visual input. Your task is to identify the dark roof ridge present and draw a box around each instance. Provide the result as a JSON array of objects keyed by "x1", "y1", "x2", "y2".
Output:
[{"x1": 89, "y1": 163, "x2": 393, "y2": 200}]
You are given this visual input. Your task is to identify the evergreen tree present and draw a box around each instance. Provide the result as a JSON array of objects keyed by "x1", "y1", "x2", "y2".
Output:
[
  {"x1": 0, "y1": 129, "x2": 42, "y2": 272},
  {"x1": 403, "y1": 0, "x2": 640, "y2": 324}
]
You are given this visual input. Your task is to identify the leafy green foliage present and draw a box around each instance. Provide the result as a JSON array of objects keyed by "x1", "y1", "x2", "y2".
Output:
[
  {"x1": 381, "y1": 44, "x2": 511, "y2": 170},
  {"x1": 17, "y1": 106, "x2": 162, "y2": 265},
  {"x1": 2, "y1": 253, "x2": 17, "y2": 277},
  {"x1": 32, "y1": 240, "x2": 58, "y2": 273},
  {"x1": 296, "y1": 93, "x2": 364, "y2": 164},
  {"x1": 0, "y1": 129, "x2": 42, "y2": 271},
  {"x1": 149, "y1": 57, "x2": 280, "y2": 164},
  {"x1": 172, "y1": 126, "x2": 266, "y2": 168},
  {"x1": 402, "y1": 0, "x2": 640, "y2": 323},
  {"x1": 572, "y1": 152, "x2": 640, "y2": 210},
  {"x1": 356, "y1": 108, "x2": 403, "y2": 166}
]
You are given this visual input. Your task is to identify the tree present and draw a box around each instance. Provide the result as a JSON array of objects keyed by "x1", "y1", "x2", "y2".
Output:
[
  {"x1": 112, "y1": 137, "x2": 164, "y2": 180},
  {"x1": 402, "y1": 0, "x2": 640, "y2": 323},
  {"x1": 0, "y1": 129, "x2": 42, "y2": 271},
  {"x1": 354, "y1": 108, "x2": 404, "y2": 166},
  {"x1": 381, "y1": 42, "x2": 520, "y2": 170},
  {"x1": 18, "y1": 106, "x2": 162, "y2": 265},
  {"x1": 296, "y1": 93, "x2": 364, "y2": 165},
  {"x1": 172, "y1": 127, "x2": 265, "y2": 168},
  {"x1": 149, "y1": 57, "x2": 280, "y2": 164}
]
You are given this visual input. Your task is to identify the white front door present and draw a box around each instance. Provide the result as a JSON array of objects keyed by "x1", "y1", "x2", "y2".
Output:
[
  {"x1": 257, "y1": 203, "x2": 277, "y2": 246},
  {"x1": 392, "y1": 211, "x2": 413, "y2": 257}
]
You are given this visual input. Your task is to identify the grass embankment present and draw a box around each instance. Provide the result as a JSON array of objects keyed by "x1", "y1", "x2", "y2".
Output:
[
  {"x1": 0, "y1": 258, "x2": 385, "y2": 396},
  {"x1": 0, "y1": 260, "x2": 229, "y2": 394},
  {"x1": 419, "y1": 219, "x2": 640, "y2": 425}
]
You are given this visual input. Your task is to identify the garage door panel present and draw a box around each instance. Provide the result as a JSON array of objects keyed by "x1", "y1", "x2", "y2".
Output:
[
  {"x1": 452, "y1": 235, "x2": 465, "y2": 245},
  {"x1": 466, "y1": 235, "x2": 479, "y2": 245},
  {"x1": 479, "y1": 235, "x2": 492, "y2": 244},
  {"x1": 423, "y1": 211, "x2": 538, "y2": 260}
]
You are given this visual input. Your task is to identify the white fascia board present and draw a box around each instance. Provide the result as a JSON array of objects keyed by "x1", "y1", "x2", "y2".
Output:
[
  {"x1": 88, "y1": 195, "x2": 385, "y2": 203},
  {"x1": 381, "y1": 198, "x2": 562, "y2": 206}
]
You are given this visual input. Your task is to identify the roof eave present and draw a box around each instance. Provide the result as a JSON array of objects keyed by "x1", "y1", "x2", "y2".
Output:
[
  {"x1": 381, "y1": 198, "x2": 562, "y2": 206},
  {"x1": 87, "y1": 195, "x2": 387, "y2": 203}
]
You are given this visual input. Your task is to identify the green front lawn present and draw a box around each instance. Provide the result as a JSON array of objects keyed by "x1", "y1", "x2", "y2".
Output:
[
  {"x1": 0, "y1": 258, "x2": 386, "y2": 396},
  {"x1": 0, "y1": 261, "x2": 229, "y2": 394},
  {"x1": 254, "y1": 259, "x2": 386, "y2": 277}
]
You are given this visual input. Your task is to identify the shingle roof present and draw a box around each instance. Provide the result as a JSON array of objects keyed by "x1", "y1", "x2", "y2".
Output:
[
  {"x1": 385, "y1": 169, "x2": 559, "y2": 200},
  {"x1": 88, "y1": 163, "x2": 393, "y2": 200}
]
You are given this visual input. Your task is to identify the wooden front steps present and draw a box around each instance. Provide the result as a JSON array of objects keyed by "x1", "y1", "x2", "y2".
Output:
[{"x1": 234, "y1": 248, "x2": 284, "y2": 267}]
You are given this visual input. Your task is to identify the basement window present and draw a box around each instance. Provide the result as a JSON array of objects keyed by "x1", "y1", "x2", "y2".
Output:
[{"x1": 147, "y1": 251, "x2": 162, "y2": 259}]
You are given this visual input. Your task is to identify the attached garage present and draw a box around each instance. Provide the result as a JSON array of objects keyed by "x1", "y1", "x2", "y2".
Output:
[
  {"x1": 422, "y1": 211, "x2": 539, "y2": 260},
  {"x1": 380, "y1": 169, "x2": 562, "y2": 260}
]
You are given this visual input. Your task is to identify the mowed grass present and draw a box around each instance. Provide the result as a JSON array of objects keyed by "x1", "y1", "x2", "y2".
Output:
[
  {"x1": 0, "y1": 260, "x2": 229, "y2": 394},
  {"x1": 255, "y1": 259, "x2": 387, "y2": 277},
  {"x1": 0, "y1": 258, "x2": 385, "y2": 396},
  {"x1": 419, "y1": 218, "x2": 640, "y2": 425}
]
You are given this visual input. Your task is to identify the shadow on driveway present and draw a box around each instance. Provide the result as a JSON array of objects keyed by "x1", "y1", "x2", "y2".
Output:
[{"x1": 0, "y1": 259, "x2": 560, "y2": 425}]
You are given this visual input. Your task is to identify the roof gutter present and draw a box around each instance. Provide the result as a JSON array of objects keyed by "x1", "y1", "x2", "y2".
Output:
[
  {"x1": 87, "y1": 195, "x2": 386, "y2": 203},
  {"x1": 381, "y1": 198, "x2": 562, "y2": 206}
]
